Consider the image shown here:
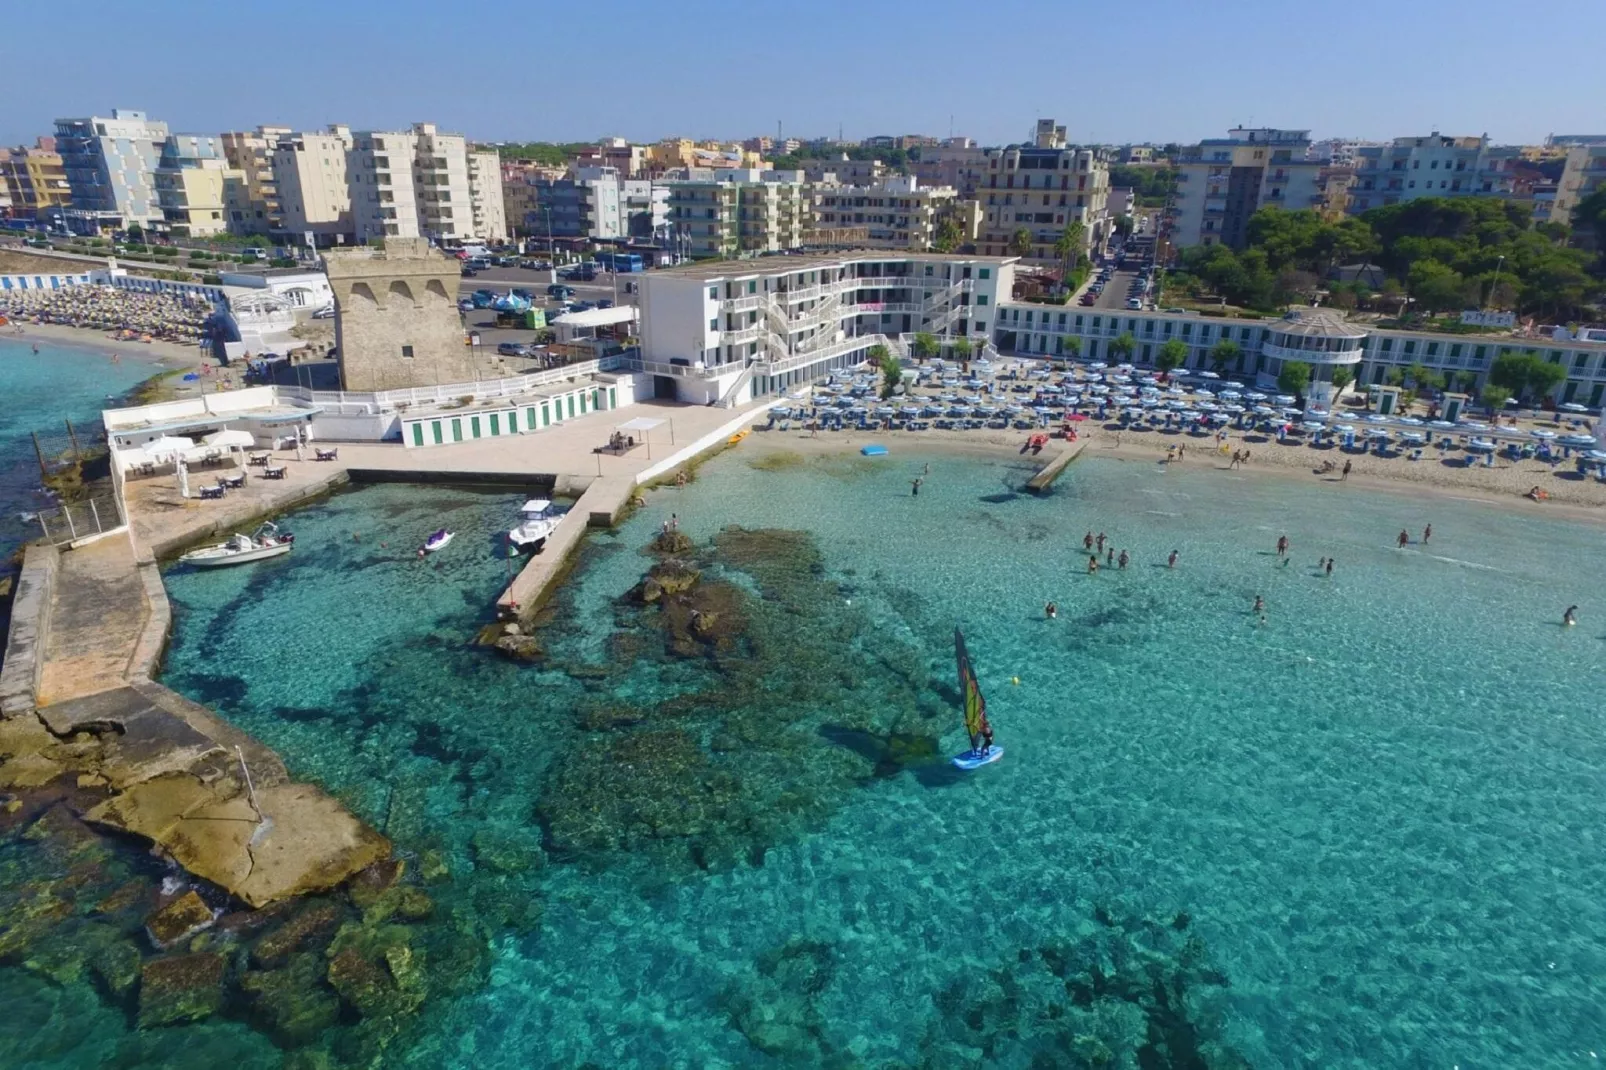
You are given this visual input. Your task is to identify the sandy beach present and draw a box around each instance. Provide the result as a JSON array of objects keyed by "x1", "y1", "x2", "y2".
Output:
[
  {"x1": 3, "y1": 320, "x2": 244, "y2": 401},
  {"x1": 736, "y1": 410, "x2": 1606, "y2": 527}
]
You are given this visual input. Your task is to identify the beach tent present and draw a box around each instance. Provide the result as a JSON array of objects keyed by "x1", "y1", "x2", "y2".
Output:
[{"x1": 203, "y1": 429, "x2": 255, "y2": 449}]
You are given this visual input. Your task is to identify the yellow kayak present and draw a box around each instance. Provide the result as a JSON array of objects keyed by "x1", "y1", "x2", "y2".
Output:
[{"x1": 727, "y1": 429, "x2": 751, "y2": 445}]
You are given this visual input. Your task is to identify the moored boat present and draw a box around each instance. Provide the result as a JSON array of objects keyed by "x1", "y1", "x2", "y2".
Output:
[
  {"x1": 178, "y1": 523, "x2": 294, "y2": 569},
  {"x1": 507, "y1": 499, "x2": 558, "y2": 553},
  {"x1": 421, "y1": 529, "x2": 455, "y2": 554}
]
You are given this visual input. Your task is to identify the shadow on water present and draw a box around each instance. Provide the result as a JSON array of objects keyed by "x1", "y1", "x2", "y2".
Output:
[
  {"x1": 817, "y1": 725, "x2": 945, "y2": 782},
  {"x1": 979, "y1": 492, "x2": 1021, "y2": 504}
]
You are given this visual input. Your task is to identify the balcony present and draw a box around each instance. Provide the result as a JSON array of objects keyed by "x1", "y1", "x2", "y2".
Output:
[{"x1": 1260, "y1": 341, "x2": 1362, "y2": 366}]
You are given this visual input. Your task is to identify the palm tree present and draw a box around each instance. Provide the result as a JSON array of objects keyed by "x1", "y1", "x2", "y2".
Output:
[
  {"x1": 1009, "y1": 227, "x2": 1033, "y2": 259},
  {"x1": 1053, "y1": 221, "x2": 1085, "y2": 281}
]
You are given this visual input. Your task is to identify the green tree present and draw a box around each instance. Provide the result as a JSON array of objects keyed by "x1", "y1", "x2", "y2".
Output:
[
  {"x1": 1009, "y1": 227, "x2": 1034, "y2": 259},
  {"x1": 1114, "y1": 214, "x2": 1136, "y2": 238},
  {"x1": 911, "y1": 332, "x2": 940, "y2": 360},
  {"x1": 1278, "y1": 360, "x2": 1313, "y2": 396},
  {"x1": 1491, "y1": 350, "x2": 1567, "y2": 401},
  {"x1": 1061, "y1": 334, "x2": 1083, "y2": 359},
  {"x1": 871, "y1": 344, "x2": 900, "y2": 398},
  {"x1": 1054, "y1": 221, "x2": 1085, "y2": 278},
  {"x1": 1330, "y1": 366, "x2": 1354, "y2": 394},
  {"x1": 1525, "y1": 352, "x2": 1568, "y2": 403},
  {"x1": 1570, "y1": 186, "x2": 1606, "y2": 252},
  {"x1": 1155, "y1": 338, "x2": 1189, "y2": 373},
  {"x1": 1209, "y1": 338, "x2": 1242, "y2": 373},
  {"x1": 1478, "y1": 384, "x2": 1511, "y2": 414},
  {"x1": 1406, "y1": 259, "x2": 1472, "y2": 314},
  {"x1": 932, "y1": 215, "x2": 963, "y2": 254},
  {"x1": 951, "y1": 336, "x2": 973, "y2": 361},
  {"x1": 1109, "y1": 332, "x2": 1136, "y2": 362}
]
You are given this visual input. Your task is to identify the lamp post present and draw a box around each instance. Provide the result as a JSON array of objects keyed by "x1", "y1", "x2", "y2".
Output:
[{"x1": 1487, "y1": 254, "x2": 1505, "y2": 311}]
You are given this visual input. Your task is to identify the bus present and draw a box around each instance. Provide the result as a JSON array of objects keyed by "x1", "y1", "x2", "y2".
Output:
[{"x1": 595, "y1": 251, "x2": 644, "y2": 273}]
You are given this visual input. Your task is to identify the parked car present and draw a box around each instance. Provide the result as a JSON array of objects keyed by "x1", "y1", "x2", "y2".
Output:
[
  {"x1": 457, "y1": 298, "x2": 474, "y2": 312},
  {"x1": 510, "y1": 288, "x2": 535, "y2": 301},
  {"x1": 1126, "y1": 297, "x2": 1144, "y2": 309},
  {"x1": 546, "y1": 283, "x2": 575, "y2": 299},
  {"x1": 471, "y1": 290, "x2": 497, "y2": 309},
  {"x1": 596, "y1": 299, "x2": 613, "y2": 309},
  {"x1": 311, "y1": 305, "x2": 336, "y2": 319},
  {"x1": 570, "y1": 300, "x2": 596, "y2": 312},
  {"x1": 461, "y1": 266, "x2": 479, "y2": 277}
]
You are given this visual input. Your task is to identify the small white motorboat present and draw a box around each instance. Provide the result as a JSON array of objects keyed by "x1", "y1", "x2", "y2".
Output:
[
  {"x1": 421, "y1": 528, "x2": 455, "y2": 554},
  {"x1": 507, "y1": 499, "x2": 558, "y2": 553},
  {"x1": 179, "y1": 523, "x2": 294, "y2": 569}
]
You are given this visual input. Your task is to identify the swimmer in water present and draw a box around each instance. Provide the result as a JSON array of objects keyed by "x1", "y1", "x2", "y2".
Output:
[
  {"x1": 1325, "y1": 558, "x2": 1334, "y2": 577},
  {"x1": 1167, "y1": 549, "x2": 1178, "y2": 569},
  {"x1": 1397, "y1": 529, "x2": 1409, "y2": 549},
  {"x1": 1084, "y1": 531, "x2": 1094, "y2": 551},
  {"x1": 1045, "y1": 601, "x2": 1058, "y2": 619},
  {"x1": 1276, "y1": 534, "x2": 1289, "y2": 557},
  {"x1": 1106, "y1": 547, "x2": 1115, "y2": 567},
  {"x1": 1087, "y1": 554, "x2": 1099, "y2": 574},
  {"x1": 1253, "y1": 595, "x2": 1264, "y2": 613},
  {"x1": 1564, "y1": 605, "x2": 1578, "y2": 627},
  {"x1": 1117, "y1": 549, "x2": 1129, "y2": 570}
]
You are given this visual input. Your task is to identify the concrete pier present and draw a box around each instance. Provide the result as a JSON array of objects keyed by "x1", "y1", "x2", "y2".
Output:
[{"x1": 1026, "y1": 440, "x2": 1087, "y2": 494}]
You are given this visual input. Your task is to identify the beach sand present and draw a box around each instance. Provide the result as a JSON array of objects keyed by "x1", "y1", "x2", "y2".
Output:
[{"x1": 735, "y1": 414, "x2": 1606, "y2": 527}]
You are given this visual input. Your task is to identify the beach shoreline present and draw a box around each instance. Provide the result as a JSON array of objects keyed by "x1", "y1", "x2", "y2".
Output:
[
  {"x1": 735, "y1": 421, "x2": 1606, "y2": 527},
  {"x1": 4, "y1": 321, "x2": 235, "y2": 402}
]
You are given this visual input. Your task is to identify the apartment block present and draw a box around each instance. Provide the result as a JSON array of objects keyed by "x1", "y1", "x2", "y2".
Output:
[
  {"x1": 1348, "y1": 133, "x2": 1518, "y2": 214},
  {"x1": 348, "y1": 123, "x2": 505, "y2": 244},
  {"x1": 911, "y1": 139, "x2": 989, "y2": 198},
  {"x1": 154, "y1": 134, "x2": 231, "y2": 237},
  {"x1": 638, "y1": 251, "x2": 1016, "y2": 405},
  {"x1": 0, "y1": 139, "x2": 71, "y2": 221},
  {"x1": 812, "y1": 177, "x2": 969, "y2": 250},
  {"x1": 976, "y1": 130, "x2": 1110, "y2": 262},
  {"x1": 1170, "y1": 128, "x2": 1325, "y2": 249},
  {"x1": 467, "y1": 150, "x2": 508, "y2": 242},
  {"x1": 801, "y1": 156, "x2": 886, "y2": 185},
  {"x1": 665, "y1": 174, "x2": 810, "y2": 257},
  {"x1": 53, "y1": 108, "x2": 169, "y2": 232},
  {"x1": 220, "y1": 125, "x2": 288, "y2": 236},
  {"x1": 271, "y1": 126, "x2": 353, "y2": 243},
  {"x1": 1549, "y1": 143, "x2": 1606, "y2": 226}
]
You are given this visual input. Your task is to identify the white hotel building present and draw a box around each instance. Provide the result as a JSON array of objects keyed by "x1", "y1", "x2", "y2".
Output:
[
  {"x1": 991, "y1": 303, "x2": 1606, "y2": 409},
  {"x1": 638, "y1": 252, "x2": 1016, "y2": 405}
]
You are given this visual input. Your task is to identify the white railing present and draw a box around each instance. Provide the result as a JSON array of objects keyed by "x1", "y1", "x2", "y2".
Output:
[
  {"x1": 721, "y1": 322, "x2": 764, "y2": 346},
  {"x1": 717, "y1": 362, "x2": 758, "y2": 408},
  {"x1": 1260, "y1": 341, "x2": 1364, "y2": 366},
  {"x1": 722, "y1": 293, "x2": 767, "y2": 312},
  {"x1": 760, "y1": 333, "x2": 882, "y2": 376},
  {"x1": 280, "y1": 358, "x2": 611, "y2": 414},
  {"x1": 614, "y1": 357, "x2": 727, "y2": 379}
]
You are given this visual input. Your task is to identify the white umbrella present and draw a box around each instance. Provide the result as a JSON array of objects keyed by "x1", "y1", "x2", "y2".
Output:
[
  {"x1": 203, "y1": 429, "x2": 255, "y2": 448},
  {"x1": 140, "y1": 435, "x2": 195, "y2": 462},
  {"x1": 1561, "y1": 402, "x2": 1588, "y2": 413}
]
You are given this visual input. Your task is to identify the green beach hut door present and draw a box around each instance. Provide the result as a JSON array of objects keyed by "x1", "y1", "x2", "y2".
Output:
[
  {"x1": 432, "y1": 421, "x2": 444, "y2": 445},
  {"x1": 411, "y1": 422, "x2": 424, "y2": 447}
]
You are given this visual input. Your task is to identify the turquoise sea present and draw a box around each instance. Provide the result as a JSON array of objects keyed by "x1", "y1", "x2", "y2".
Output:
[
  {"x1": 0, "y1": 337, "x2": 161, "y2": 564},
  {"x1": 7, "y1": 428, "x2": 1606, "y2": 1067}
]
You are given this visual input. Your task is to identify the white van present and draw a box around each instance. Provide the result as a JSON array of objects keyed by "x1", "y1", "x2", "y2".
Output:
[{"x1": 244, "y1": 247, "x2": 269, "y2": 261}]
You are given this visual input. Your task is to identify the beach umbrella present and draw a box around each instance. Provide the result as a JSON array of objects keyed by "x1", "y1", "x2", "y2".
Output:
[
  {"x1": 1198, "y1": 370, "x2": 1220, "y2": 379},
  {"x1": 1529, "y1": 429, "x2": 1558, "y2": 440},
  {"x1": 203, "y1": 429, "x2": 255, "y2": 449},
  {"x1": 1588, "y1": 450, "x2": 1606, "y2": 461},
  {"x1": 1561, "y1": 402, "x2": 1589, "y2": 413},
  {"x1": 140, "y1": 435, "x2": 195, "y2": 461},
  {"x1": 1504, "y1": 397, "x2": 1520, "y2": 406},
  {"x1": 1067, "y1": 413, "x2": 1087, "y2": 422}
]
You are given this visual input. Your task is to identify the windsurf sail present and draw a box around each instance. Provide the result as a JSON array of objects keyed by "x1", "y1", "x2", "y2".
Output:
[{"x1": 955, "y1": 626, "x2": 991, "y2": 751}]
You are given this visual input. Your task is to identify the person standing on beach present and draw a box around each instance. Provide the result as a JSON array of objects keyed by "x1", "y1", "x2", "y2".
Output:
[
  {"x1": 1230, "y1": 450, "x2": 1242, "y2": 470},
  {"x1": 1341, "y1": 459, "x2": 1352, "y2": 481},
  {"x1": 1423, "y1": 524, "x2": 1432, "y2": 544},
  {"x1": 1397, "y1": 529, "x2": 1409, "y2": 548},
  {"x1": 1168, "y1": 549, "x2": 1178, "y2": 569}
]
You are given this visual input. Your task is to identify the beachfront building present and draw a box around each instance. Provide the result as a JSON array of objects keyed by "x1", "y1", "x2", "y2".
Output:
[
  {"x1": 993, "y1": 302, "x2": 1606, "y2": 409},
  {"x1": 638, "y1": 251, "x2": 1015, "y2": 405},
  {"x1": 0, "y1": 140, "x2": 71, "y2": 222},
  {"x1": 272, "y1": 126, "x2": 354, "y2": 245},
  {"x1": 220, "y1": 126, "x2": 289, "y2": 237},
  {"x1": 466, "y1": 149, "x2": 509, "y2": 243},
  {"x1": 664, "y1": 172, "x2": 811, "y2": 257},
  {"x1": 53, "y1": 109, "x2": 169, "y2": 233},
  {"x1": 153, "y1": 135, "x2": 232, "y2": 237},
  {"x1": 1348, "y1": 134, "x2": 1520, "y2": 214},
  {"x1": 811, "y1": 177, "x2": 971, "y2": 251},
  {"x1": 975, "y1": 131, "x2": 1110, "y2": 262},
  {"x1": 1171, "y1": 129, "x2": 1326, "y2": 250}
]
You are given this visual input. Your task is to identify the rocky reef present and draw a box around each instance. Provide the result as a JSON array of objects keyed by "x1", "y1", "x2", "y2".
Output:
[
  {"x1": 716, "y1": 909, "x2": 1250, "y2": 1068},
  {"x1": 537, "y1": 525, "x2": 949, "y2": 877}
]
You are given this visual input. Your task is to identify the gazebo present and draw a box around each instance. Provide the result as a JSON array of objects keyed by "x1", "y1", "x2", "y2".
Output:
[{"x1": 614, "y1": 416, "x2": 668, "y2": 458}]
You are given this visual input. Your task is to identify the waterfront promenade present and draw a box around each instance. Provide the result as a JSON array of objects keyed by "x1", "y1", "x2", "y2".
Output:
[{"x1": 3, "y1": 395, "x2": 772, "y2": 906}]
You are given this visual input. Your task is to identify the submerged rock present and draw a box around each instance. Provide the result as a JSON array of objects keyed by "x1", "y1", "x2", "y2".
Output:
[
  {"x1": 252, "y1": 901, "x2": 344, "y2": 968},
  {"x1": 470, "y1": 827, "x2": 545, "y2": 875},
  {"x1": 637, "y1": 560, "x2": 701, "y2": 604},
  {"x1": 240, "y1": 951, "x2": 340, "y2": 1045},
  {"x1": 493, "y1": 632, "x2": 543, "y2": 662},
  {"x1": 651, "y1": 530, "x2": 695, "y2": 555},
  {"x1": 137, "y1": 951, "x2": 227, "y2": 1027},
  {"x1": 145, "y1": 889, "x2": 215, "y2": 950},
  {"x1": 90, "y1": 937, "x2": 142, "y2": 998},
  {"x1": 325, "y1": 920, "x2": 426, "y2": 1021},
  {"x1": 347, "y1": 858, "x2": 407, "y2": 910}
]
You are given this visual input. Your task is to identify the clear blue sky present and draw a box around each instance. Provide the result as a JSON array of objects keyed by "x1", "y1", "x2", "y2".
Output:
[{"x1": 6, "y1": 0, "x2": 1604, "y2": 148}]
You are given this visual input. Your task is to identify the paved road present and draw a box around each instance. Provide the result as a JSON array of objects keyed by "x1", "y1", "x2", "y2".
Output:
[
  {"x1": 1091, "y1": 269, "x2": 1146, "y2": 310},
  {"x1": 455, "y1": 265, "x2": 644, "y2": 352}
]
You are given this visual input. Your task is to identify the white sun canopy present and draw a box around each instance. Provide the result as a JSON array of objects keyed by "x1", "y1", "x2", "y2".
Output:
[{"x1": 617, "y1": 417, "x2": 664, "y2": 432}]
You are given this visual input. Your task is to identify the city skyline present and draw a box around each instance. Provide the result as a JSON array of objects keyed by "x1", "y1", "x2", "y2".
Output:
[{"x1": 5, "y1": 0, "x2": 1605, "y2": 149}]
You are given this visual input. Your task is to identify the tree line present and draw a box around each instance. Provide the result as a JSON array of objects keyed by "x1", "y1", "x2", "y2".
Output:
[{"x1": 1172, "y1": 198, "x2": 1602, "y2": 321}]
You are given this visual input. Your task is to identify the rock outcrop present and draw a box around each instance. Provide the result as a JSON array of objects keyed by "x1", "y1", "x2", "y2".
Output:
[
  {"x1": 145, "y1": 889, "x2": 215, "y2": 949},
  {"x1": 138, "y1": 952, "x2": 227, "y2": 1028}
]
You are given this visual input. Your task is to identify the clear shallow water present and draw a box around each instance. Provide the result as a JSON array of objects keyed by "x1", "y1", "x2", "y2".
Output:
[
  {"x1": 0, "y1": 338, "x2": 157, "y2": 562},
  {"x1": 144, "y1": 450, "x2": 1606, "y2": 1068}
]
